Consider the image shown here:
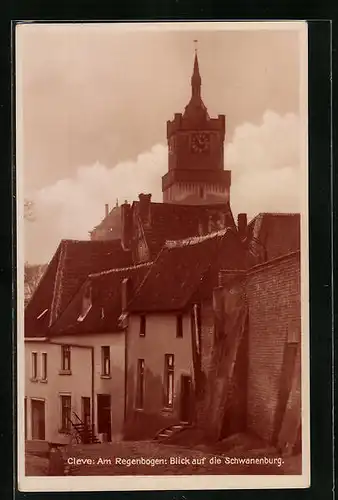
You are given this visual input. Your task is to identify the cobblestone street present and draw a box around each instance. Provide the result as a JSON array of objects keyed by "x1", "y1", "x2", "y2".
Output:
[{"x1": 63, "y1": 440, "x2": 300, "y2": 476}]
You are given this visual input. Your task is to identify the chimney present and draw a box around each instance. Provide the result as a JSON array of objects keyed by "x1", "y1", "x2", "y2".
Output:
[
  {"x1": 138, "y1": 193, "x2": 152, "y2": 227},
  {"x1": 237, "y1": 213, "x2": 247, "y2": 239},
  {"x1": 105, "y1": 203, "x2": 109, "y2": 218},
  {"x1": 121, "y1": 202, "x2": 132, "y2": 250}
]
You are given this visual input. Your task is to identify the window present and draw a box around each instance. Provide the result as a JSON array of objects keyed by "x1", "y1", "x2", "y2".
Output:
[
  {"x1": 61, "y1": 345, "x2": 71, "y2": 372},
  {"x1": 139, "y1": 315, "x2": 146, "y2": 337},
  {"x1": 101, "y1": 346, "x2": 111, "y2": 376},
  {"x1": 199, "y1": 186, "x2": 204, "y2": 199},
  {"x1": 176, "y1": 315, "x2": 183, "y2": 338},
  {"x1": 136, "y1": 359, "x2": 145, "y2": 409},
  {"x1": 41, "y1": 353, "x2": 47, "y2": 381},
  {"x1": 31, "y1": 352, "x2": 38, "y2": 379},
  {"x1": 164, "y1": 354, "x2": 174, "y2": 408},
  {"x1": 60, "y1": 395, "x2": 71, "y2": 432}
]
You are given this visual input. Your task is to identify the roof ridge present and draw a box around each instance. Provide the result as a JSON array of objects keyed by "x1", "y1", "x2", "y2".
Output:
[
  {"x1": 165, "y1": 227, "x2": 229, "y2": 248},
  {"x1": 58, "y1": 238, "x2": 122, "y2": 245},
  {"x1": 89, "y1": 261, "x2": 153, "y2": 278},
  {"x1": 251, "y1": 212, "x2": 300, "y2": 219}
]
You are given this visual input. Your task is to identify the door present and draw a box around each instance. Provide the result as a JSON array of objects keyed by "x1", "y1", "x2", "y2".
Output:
[
  {"x1": 180, "y1": 375, "x2": 192, "y2": 423},
  {"x1": 31, "y1": 399, "x2": 45, "y2": 440},
  {"x1": 81, "y1": 397, "x2": 91, "y2": 427},
  {"x1": 97, "y1": 394, "x2": 111, "y2": 442}
]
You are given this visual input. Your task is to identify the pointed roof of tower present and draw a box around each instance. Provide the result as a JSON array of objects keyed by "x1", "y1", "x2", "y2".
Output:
[
  {"x1": 191, "y1": 52, "x2": 202, "y2": 90},
  {"x1": 184, "y1": 46, "x2": 209, "y2": 120}
]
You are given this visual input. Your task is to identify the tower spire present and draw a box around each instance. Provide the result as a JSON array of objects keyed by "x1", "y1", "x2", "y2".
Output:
[
  {"x1": 183, "y1": 41, "x2": 208, "y2": 119},
  {"x1": 191, "y1": 39, "x2": 201, "y2": 97}
]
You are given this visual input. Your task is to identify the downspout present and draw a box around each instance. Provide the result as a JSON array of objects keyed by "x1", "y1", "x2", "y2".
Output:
[
  {"x1": 124, "y1": 323, "x2": 128, "y2": 422},
  {"x1": 91, "y1": 347, "x2": 95, "y2": 432},
  {"x1": 121, "y1": 278, "x2": 131, "y2": 423}
]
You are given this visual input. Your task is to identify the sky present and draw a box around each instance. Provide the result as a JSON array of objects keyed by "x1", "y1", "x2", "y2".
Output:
[{"x1": 16, "y1": 22, "x2": 307, "y2": 264}]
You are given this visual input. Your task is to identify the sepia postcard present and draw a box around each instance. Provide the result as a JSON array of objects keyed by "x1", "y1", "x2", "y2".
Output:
[{"x1": 16, "y1": 21, "x2": 310, "y2": 491}]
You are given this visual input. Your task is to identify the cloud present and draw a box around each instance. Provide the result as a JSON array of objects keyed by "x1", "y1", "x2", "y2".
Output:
[
  {"x1": 25, "y1": 110, "x2": 302, "y2": 264},
  {"x1": 227, "y1": 110, "x2": 301, "y2": 220},
  {"x1": 25, "y1": 144, "x2": 167, "y2": 263}
]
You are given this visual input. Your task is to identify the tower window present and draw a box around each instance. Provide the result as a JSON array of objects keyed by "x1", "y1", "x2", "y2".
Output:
[{"x1": 199, "y1": 186, "x2": 204, "y2": 199}]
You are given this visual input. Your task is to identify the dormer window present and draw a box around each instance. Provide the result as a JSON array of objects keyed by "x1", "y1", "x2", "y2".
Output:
[{"x1": 77, "y1": 284, "x2": 92, "y2": 322}]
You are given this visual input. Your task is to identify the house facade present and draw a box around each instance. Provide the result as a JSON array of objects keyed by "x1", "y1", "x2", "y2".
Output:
[
  {"x1": 25, "y1": 338, "x2": 92, "y2": 443},
  {"x1": 123, "y1": 229, "x2": 247, "y2": 439},
  {"x1": 25, "y1": 331, "x2": 126, "y2": 443},
  {"x1": 124, "y1": 313, "x2": 194, "y2": 439},
  {"x1": 24, "y1": 238, "x2": 150, "y2": 444},
  {"x1": 49, "y1": 333, "x2": 125, "y2": 441}
]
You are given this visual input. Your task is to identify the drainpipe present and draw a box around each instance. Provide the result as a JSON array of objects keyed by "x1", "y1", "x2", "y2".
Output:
[
  {"x1": 91, "y1": 347, "x2": 95, "y2": 433},
  {"x1": 124, "y1": 323, "x2": 128, "y2": 422},
  {"x1": 121, "y1": 278, "x2": 131, "y2": 423}
]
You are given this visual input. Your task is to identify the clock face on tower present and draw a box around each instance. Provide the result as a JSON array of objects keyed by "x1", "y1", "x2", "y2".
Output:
[{"x1": 191, "y1": 132, "x2": 211, "y2": 153}]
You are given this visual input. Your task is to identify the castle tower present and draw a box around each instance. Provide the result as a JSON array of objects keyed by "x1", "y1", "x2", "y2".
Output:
[{"x1": 162, "y1": 47, "x2": 231, "y2": 205}]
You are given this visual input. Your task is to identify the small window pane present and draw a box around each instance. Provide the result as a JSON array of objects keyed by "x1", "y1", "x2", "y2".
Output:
[
  {"x1": 32, "y1": 352, "x2": 37, "y2": 379},
  {"x1": 140, "y1": 316, "x2": 146, "y2": 337},
  {"x1": 42, "y1": 353, "x2": 47, "y2": 380}
]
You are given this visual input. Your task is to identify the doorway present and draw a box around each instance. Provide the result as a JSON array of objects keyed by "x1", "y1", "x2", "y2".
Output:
[
  {"x1": 31, "y1": 399, "x2": 45, "y2": 440},
  {"x1": 97, "y1": 394, "x2": 111, "y2": 442},
  {"x1": 180, "y1": 375, "x2": 192, "y2": 423},
  {"x1": 81, "y1": 397, "x2": 91, "y2": 427}
]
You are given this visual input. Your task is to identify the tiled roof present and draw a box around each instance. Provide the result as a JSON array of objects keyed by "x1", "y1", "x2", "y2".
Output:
[
  {"x1": 50, "y1": 263, "x2": 152, "y2": 335},
  {"x1": 247, "y1": 213, "x2": 300, "y2": 263},
  {"x1": 133, "y1": 201, "x2": 236, "y2": 260},
  {"x1": 24, "y1": 239, "x2": 132, "y2": 338},
  {"x1": 90, "y1": 206, "x2": 122, "y2": 239},
  {"x1": 128, "y1": 228, "x2": 247, "y2": 313}
]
